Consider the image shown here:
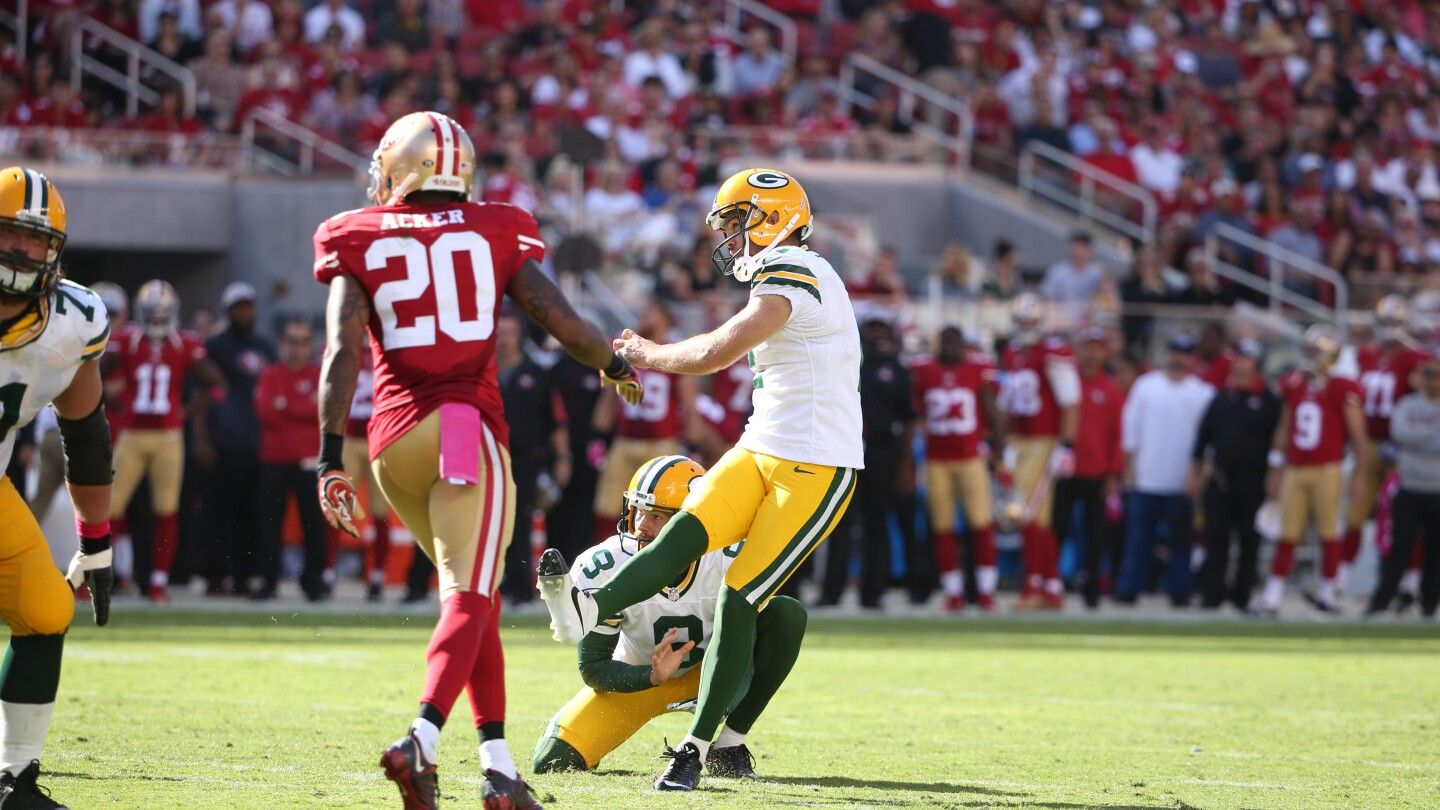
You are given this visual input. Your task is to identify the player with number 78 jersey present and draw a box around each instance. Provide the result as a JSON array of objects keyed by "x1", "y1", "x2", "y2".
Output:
[{"x1": 312, "y1": 110, "x2": 642, "y2": 810}]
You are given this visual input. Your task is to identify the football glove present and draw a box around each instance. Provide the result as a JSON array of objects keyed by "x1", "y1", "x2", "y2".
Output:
[
  {"x1": 1048, "y1": 443, "x2": 1076, "y2": 478},
  {"x1": 318, "y1": 469, "x2": 366, "y2": 537},
  {"x1": 600, "y1": 360, "x2": 645, "y2": 406},
  {"x1": 67, "y1": 540, "x2": 113, "y2": 627}
]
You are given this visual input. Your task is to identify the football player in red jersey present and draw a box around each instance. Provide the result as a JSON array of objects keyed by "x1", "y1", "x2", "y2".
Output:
[
  {"x1": 912, "y1": 326, "x2": 1004, "y2": 611},
  {"x1": 1340, "y1": 294, "x2": 1426, "y2": 587},
  {"x1": 103, "y1": 279, "x2": 224, "y2": 602},
  {"x1": 590, "y1": 300, "x2": 704, "y2": 542},
  {"x1": 997, "y1": 293, "x2": 1080, "y2": 610},
  {"x1": 1258, "y1": 325, "x2": 1367, "y2": 615},
  {"x1": 313, "y1": 111, "x2": 641, "y2": 810}
]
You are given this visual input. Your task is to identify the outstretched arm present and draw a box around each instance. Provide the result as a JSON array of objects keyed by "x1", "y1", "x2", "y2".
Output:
[
  {"x1": 52, "y1": 358, "x2": 114, "y2": 626},
  {"x1": 507, "y1": 259, "x2": 614, "y2": 370},
  {"x1": 615, "y1": 295, "x2": 791, "y2": 376}
]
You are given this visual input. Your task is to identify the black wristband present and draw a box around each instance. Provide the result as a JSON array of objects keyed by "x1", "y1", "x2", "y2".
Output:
[
  {"x1": 81, "y1": 536, "x2": 111, "y2": 555},
  {"x1": 318, "y1": 433, "x2": 345, "y2": 475},
  {"x1": 603, "y1": 353, "x2": 630, "y2": 378}
]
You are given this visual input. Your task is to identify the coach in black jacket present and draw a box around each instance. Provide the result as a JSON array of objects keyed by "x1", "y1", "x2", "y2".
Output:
[{"x1": 1189, "y1": 342, "x2": 1281, "y2": 610}]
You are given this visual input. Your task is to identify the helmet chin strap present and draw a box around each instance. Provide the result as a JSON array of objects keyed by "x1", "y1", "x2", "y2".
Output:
[{"x1": 732, "y1": 212, "x2": 801, "y2": 283}]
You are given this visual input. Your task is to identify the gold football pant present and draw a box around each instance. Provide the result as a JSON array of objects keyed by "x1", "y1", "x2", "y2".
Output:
[
  {"x1": 370, "y1": 410, "x2": 515, "y2": 598},
  {"x1": 1280, "y1": 463, "x2": 1342, "y2": 542},
  {"x1": 342, "y1": 435, "x2": 390, "y2": 521},
  {"x1": 541, "y1": 667, "x2": 702, "y2": 770},
  {"x1": 0, "y1": 476, "x2": 74, "y2": 637},
  {"x1": 683, "y1": 446, "x2": 856, "y2": 607},
  {"x1": 110, "y1": 428, "x2": 184, "y2": 517},
  {"x1": 924, "y1": 457, "x2": 993, "y2": 531},
  {"x1": 1010, "y1": 437, "x2": 1056, "y2": 529}
]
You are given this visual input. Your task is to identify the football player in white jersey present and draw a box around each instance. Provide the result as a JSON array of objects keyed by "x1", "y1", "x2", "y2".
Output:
[
  {"x1": 0, "y1": 166, "x2": 115, "y2": 808},
  {"x1": 556, "y1": 168, "x2": 863, "y2": 791},
  {"x1": 533, "y1": 455, "x2": 807, "y2": 778}
]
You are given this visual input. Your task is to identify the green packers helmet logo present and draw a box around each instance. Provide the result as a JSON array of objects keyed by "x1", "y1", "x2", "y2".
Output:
[{"x1": 746, "y1": 171, "x2": 790, "y2": 189}]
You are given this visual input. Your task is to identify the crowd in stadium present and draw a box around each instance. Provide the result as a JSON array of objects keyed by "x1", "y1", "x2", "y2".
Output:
[{"x1": 6, "y1": 0, "x2": 1440, "y2": 308}]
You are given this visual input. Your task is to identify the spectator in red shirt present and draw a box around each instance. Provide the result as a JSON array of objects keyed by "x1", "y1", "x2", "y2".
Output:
[
  {"x1": 233, "y1": 55, "x2": 306, "y2": 127},
  {"x1": 29, "y1": 79, "x2": 88, "y2": 129},
  {"x1": 1052, "y1": 327, "x2": 1125, "y2": 608},
  {"x1": 134, "y1": 84, "x2": 203, "y2": 135},
  {"x1": 252, "y1": 319, "x2": 329, "y2": 602},
  {"x1": 0, "y1": 73, "x2": 28, "y2": 127}
]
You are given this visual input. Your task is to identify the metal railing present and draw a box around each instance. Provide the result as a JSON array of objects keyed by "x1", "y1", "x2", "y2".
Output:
[
  {"x1": 70, "y1": 16, "x2": 196, "y2": 119},
  {"x1": 1018, "y1": 141, "x2": 1157, "y2": 246},
  {"x1": 838, "y1": 53, "x2": 971, "y2": 166},
  {"x1": 1203, "y1": 222, "x2": 1348, "y2": 324},
  {"x1": 0, "y1": 126, "x2": 241, "y2": 169},
  {"x1": 720, "y1": 0, "x2": 798, "y2": 66},
  {"x1": 239, "y1": 108, "x2": 369, "y2": 176}
]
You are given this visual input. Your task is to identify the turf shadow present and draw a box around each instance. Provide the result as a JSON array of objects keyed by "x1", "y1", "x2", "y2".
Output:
[{"x1": 761, "y1": 774, "x2": 1029, "y2": 798}]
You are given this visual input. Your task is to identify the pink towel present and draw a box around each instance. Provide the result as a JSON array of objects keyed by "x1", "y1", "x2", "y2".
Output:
[{"x1": 438, "y1": 403, "x2": 481, "y2": 486}]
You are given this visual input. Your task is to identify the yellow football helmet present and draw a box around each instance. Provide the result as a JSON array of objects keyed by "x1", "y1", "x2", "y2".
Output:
[
  {"x1": 1375, "y1": 293, "x2": 1411, "y2": 342},
  {"x1": 0, "y1": 166, "x2": 67, "y2": 298},
  {"x1": 367, "y1": 111, "x2": 475, "y2": 205},
  {"x1": 134, "y1": 279, "x2": 180, "y2": 341},
  {"x1": 706, "y1": 167, "x2": 812, "y2": 282},
  {"x1": 618, "y1": 455, "x2": 706, "y2": 550}
]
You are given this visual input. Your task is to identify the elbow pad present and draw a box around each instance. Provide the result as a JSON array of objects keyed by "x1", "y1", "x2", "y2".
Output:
[
  {"x1": 57, "y1": 404, "x2": 113, "y2": 486},
  {"x1": 1046, "y1": 358, "x2": 1081, "y2": 408}
]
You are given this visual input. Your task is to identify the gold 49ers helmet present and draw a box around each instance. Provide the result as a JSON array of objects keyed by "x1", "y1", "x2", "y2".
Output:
[
  {"x1": 1302, "y1": 323, "x2": 1342, "y2": 373},
  {"x1": 367, "y1": 111, "x2": 475, "y2": 205},
  {"x1": 706, "y1": 167, "x2": 812, "y2": 282},
  {"x1": 134, "y1": 279, "x2": 180, "y2": 340},
  {"x1": 0, "y1": 166, "x2": 67, "y2": 298},
  {"x1": 618, "y1": 455, "x2": 706, "y2": 551},
  {"x1": 1375, "y1": 293, "x2": 1411, "y2": 342}
]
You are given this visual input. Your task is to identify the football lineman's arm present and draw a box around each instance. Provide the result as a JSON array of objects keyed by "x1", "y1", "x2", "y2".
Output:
[
  {"x1": 52, "y1": 358, "x2": 115, "y2": 626},
  {"x1": 615, "y1": 295, "x2": 791, "y2": 376},
  {"x1": 1342, "y1": 398, "x2": 1369, "y2": 501},
  {"x1": 319, "y1": 275, "x2": 369, "y2": 439},
  {"x1": 51, "y1": 358, "x2": 111, "y2": 525},
  {"x1": 981, "y1": 384, "x2": 1007, "y2": 450}
]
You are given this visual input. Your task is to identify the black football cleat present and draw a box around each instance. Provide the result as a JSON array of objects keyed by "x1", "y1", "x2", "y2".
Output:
[
  {"x1": 654, "y1": 740, "x2": 703, "y2": 791},
  {"x1": 481, "y1": 769, "x2": 544, "y2": 810},
  {"x1": 705, "y1": 744, "x2": 759, "y2": 780},
  {"x1": 0, "y1": 760, "x2": 69, "y2": 809},
  {"x1": 536, "y1": 549, "x2": 568, "y2": 578},
  {"x1": 1396, "y1": 590, "x2": 1417, "y2": 615},
  {"x1": 380, "y1": 733, "x2": 440, "y2": 810},
  {"x1": 1302, "y1": 590, "x2": 1341, "y2": 615}
]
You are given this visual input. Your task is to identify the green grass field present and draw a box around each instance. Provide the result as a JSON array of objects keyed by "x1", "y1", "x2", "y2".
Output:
[{"x1": 20, "y1": 609, "x2": 1440, "y2": 809}]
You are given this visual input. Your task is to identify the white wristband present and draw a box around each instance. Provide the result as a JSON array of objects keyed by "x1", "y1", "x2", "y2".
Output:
[{"x1": 1267, "y1": 449, "x2": 1285, "y2": 469}]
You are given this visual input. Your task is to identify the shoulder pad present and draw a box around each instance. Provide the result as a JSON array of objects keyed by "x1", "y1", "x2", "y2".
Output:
[{"x1": 53, "y1": 281, "x2": 111, "y2": 360}]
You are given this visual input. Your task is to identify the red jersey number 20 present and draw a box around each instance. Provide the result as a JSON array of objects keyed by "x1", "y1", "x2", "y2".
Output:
[{"x1": 367, "y1": 232, "x2": 497, "y2": 349}]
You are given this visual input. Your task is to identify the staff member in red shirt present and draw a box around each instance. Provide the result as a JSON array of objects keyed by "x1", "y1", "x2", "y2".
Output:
[
  {"x1": 1051, "y1": 327, "x2": 1124, "y2": 608},
  {"x1": 252, "y1": 319, "x2": 329, "y2": 601}
]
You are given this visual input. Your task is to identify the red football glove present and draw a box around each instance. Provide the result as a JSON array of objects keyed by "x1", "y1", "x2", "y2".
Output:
[{"x1": 318, "y1": 469, "x2": 366, "y2": 537}]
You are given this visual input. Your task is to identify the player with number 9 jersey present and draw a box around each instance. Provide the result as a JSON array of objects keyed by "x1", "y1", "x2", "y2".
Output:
[{"x1": 1279, "y1": 371, "x2": 1363, "y2": 466}]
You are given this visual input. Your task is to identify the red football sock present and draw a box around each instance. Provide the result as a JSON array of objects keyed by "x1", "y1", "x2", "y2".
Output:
[
  {"x1": 1320, "y1": 538, "x2": 1341, "y2": 580},
  {"x1": 1341, "y1": 527, "x2": 1362, "y2": 564},
  {"x1": 1021, "y1": 525, "x2": 1046, "y2": 594},
  {"x1": 373, "y1": 517, "x2": 392, "y2": 572},
  {"x1": 467, "y1": 600, "x2": 506, "y2": 727},
  {"x1": 421, "y1": 591, "x2": 493, "y2": 720},
  {"x1": 112, "y1": 516, "x2": 130, "y2": 539},
  {"x1": 152, "y1": 514, "x2": 178, "y2": 575},
  {"x1": 972, "y1": 526, "x2": 997, "y2": 567},
  {"x1": 933, "y1": 531, "x2": 960, "y2": 574},
  {"x1": 1040, "y1": 526, "x2": 1060, "y2": 580},
  {"x1": 1271, "y1": 541, "x2": 1297, "y2": 578},
  {"x1": 1408, "y1": 538, "x2": 1424, "y2": 572}
]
